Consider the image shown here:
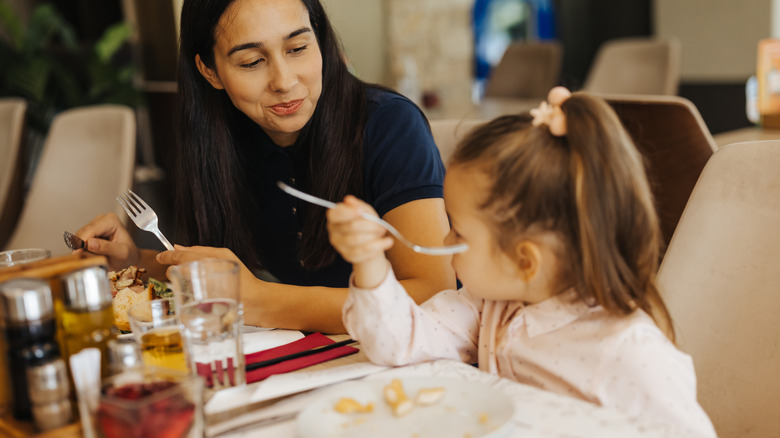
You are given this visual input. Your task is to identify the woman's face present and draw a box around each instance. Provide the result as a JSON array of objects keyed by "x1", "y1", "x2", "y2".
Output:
[{"x1": 198, "y1": 0, "x2": 323, "y2": 146}]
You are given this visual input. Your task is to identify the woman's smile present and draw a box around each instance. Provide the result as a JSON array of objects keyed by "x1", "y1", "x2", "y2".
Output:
[{"x1": 269, "y1": 99, "x2": 304, "y2": 116}]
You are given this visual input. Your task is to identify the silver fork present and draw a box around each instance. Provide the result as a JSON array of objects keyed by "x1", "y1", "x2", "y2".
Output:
[
  {"x1": 116, "y1": 189, "x2": 175, "y2": 251},
  {"x1": 277, "y1": 182, "x2": 468, "y2": 256}
]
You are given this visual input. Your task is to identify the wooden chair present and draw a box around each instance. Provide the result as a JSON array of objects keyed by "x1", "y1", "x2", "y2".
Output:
[
  {"x1": 657, "y1": 140, "x2": 780, "y2": 437},
  {"x1": 429, "y1": 119, "x2": 486, "y2": 165},
  {"x1": 4, "y1": 105, "x2": 135, "y2": 256},
  {"x1": 584, "y1": 37, "x2": 681, "y2": 95},
  {"x1": 484, "y1": 41, "x2": 563, "y2": 99},
  {"x1": 601, "y1": 94, "x2": 717, "y2": 254},
  {"x1": 0, "y1": 98, "x2": 28, "y2": 250}
]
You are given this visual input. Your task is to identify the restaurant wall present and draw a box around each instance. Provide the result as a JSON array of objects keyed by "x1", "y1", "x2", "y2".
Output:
[
  {"x1": 655, "y1": 0, "x2": 772, "y2": 133},
  {"x1": 655, "y1": 0, "x2": 771, "y2": 82},
  {"x1": 320, "y1": 0, "x2": 387, "y2": 86}
]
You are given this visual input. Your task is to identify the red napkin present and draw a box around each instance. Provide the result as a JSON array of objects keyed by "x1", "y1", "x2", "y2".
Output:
[{"x1": 245, "y1": 333, "x2": 359, "y2": 383}]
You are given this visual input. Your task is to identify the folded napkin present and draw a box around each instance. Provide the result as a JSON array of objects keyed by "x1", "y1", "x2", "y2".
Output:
[{"x1": 245, "y1": 333, "x2": 358, "y2": 383}]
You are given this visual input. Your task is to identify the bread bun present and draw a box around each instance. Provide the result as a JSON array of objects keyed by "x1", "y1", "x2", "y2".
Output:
[{"x1": 113, "y1": 283, "x2": 153, "y2": 331}]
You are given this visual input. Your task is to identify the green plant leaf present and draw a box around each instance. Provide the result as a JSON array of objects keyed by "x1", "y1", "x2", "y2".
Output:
[
  {"x1": 0, "y1": 1, "x2": 24, "y2": 50},
  {"x1": 24, "y1": 3, "x2": 78, "y2": 54},
  {"x1": 5, "y1": 56, "x2": 52, "y2": 101},
  {"x1": 94, "y1": 22, "x2": 132, "y2": 64}
]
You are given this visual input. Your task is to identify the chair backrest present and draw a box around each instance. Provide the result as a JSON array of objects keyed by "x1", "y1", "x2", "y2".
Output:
[
  {"x1": 584, "y1": 37, "x2": 681, "y2": 95},
  {"x1": 601, "y1": 93, "x2": 717, "y2": 254},
  {"x1": 657, "y1": 140, "x2": 780, "y2": 437},
  {"x1": 0, "y1": 98, "x2": 28, "y2": 249},
  {"x1": 484, "y1": 41, "x2": 563, "y2": 99},
  {"x1": 429, "y1": 119, "x2": 486, "y2": 165},
  {"x1": 4, "y1": 105, "x2": 135, "y2": 256}
]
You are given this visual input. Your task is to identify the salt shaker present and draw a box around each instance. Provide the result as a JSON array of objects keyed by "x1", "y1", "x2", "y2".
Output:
[
  {"x1": 26, "y1": 357, "x2": 73, "y2": 431},
  {"x1": 0, "y1": 278, "x2": 60, "y2": 420}
]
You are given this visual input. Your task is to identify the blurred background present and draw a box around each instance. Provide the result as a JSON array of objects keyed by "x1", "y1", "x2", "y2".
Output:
[{"x1": 0, "y1": 0, "x2": 772, "y2": 248}]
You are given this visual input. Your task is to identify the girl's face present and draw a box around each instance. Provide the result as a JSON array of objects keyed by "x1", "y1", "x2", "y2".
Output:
[
  {"x1": 198, "y1": 0, "x2": 323, "y2": 146},
  {"x1": 443, "y1": 165, "x2": 557, "y2": 303}
]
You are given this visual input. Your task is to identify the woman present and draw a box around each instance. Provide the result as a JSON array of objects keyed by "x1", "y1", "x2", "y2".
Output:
[{"x1": 75, "y1": 0, "x2": 455, "y2": 333}]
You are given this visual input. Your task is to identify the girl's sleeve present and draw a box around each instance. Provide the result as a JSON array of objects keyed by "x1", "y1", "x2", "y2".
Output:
[
  {"x1": 343, "y1": 265, "x2": 481, "y2": 366},
  {"x1": 595, "y1": 327, "x2": 717, "y2": 438}
]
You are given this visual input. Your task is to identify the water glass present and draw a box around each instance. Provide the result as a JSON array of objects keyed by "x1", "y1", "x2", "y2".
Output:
[
  {"x1": 0, "y1": 248, "x2": 51, "y2": 268},
  {"x1": 128, "y1": 298, "x2": 189, "y2": 374},
  {"x1": 169, "y1": 259, "x2": 245, "y2": 390}
]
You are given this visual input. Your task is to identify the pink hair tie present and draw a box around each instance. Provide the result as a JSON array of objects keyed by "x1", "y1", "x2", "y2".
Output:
[{"x1": 530, "y1": 86, "x2": 572, "y2": 137}]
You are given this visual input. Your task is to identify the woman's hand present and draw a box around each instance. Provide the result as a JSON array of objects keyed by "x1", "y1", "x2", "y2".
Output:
[
  {"x1": 327, "y1": 195, "x2": 393, "y2": 288},
  {"x1": 75, "y1": 213, "x2": 141, "y2": 270},
  {"x1": 156, "y1": 245, "x2": 272, "y2": 324},
  {"x1": 156, "y1": 245, "x2": 255, "y2": 282}
]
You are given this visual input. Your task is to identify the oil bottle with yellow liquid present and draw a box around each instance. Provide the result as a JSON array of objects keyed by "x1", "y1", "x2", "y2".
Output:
[{"x1": 60, "y1": 266, "x2": 117, "y2": 377}]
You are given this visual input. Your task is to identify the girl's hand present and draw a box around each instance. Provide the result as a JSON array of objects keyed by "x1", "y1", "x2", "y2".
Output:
[
  {"x1": 327, "y1": 196, "x2": 393, "y2": 288},
  {"x1": 75, "y1": 213, "x2": 141, "y2": 270}
]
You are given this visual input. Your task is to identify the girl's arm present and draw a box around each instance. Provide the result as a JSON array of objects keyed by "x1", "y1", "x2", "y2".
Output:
[{"x1": 343, "y1": 264, "x2": 480, "y2": 366}]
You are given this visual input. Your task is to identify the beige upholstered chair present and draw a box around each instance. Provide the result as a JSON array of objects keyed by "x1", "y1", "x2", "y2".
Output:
[
  {"x1": 657, "y1": 140, "x2": 780, "y2": 437},
  {"x1": 484, "y1": 41, "x2": 563, "y2": 99},
  {"x1": 584, "y1": 37, "x2": 681, "y2": 95},
  {"x1": 4, "y1": 105, "x2": 135, "y2": 256},
  {"x1": 601, "y1": 94, "x2": 717, "y2": 255},
  {"x1": 429, "y1": 119, "x2": 486, "y2": 165},
  {"x1": 0, "y1": 98, "x2": 28, "y2": 249}
]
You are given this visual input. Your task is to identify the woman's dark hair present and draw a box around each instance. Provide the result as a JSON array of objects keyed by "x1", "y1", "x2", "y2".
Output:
[
  {"x1": 450, "y1": 93, "x2": 674, "y2": 341},
  {"x1": 175, "y1": 0, "x2": 367, "y2": 270}
]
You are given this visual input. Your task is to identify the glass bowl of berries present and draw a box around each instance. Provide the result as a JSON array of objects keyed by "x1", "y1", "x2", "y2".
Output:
[{"x1": 95, "y1": 368, "x2": 204, "y2": 438}]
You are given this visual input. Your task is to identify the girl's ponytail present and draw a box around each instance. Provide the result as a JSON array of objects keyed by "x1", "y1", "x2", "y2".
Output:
[{"x1": 562, "y1": 94, "x2": 674, "y2": 340}]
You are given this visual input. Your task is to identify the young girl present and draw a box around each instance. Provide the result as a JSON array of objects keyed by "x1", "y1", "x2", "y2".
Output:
[{"x1": 326, "y1": 88, "x2": 715, "y2": 436}]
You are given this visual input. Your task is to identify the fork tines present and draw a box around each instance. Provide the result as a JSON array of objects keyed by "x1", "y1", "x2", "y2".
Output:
[{"x1": 116, "y1": 190, "x2": 143, "y2": 216}]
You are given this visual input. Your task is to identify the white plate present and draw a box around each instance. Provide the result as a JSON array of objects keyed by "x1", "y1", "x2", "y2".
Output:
[{"x1": 296, "y1": 376, "x2": 514, "y2": 438}]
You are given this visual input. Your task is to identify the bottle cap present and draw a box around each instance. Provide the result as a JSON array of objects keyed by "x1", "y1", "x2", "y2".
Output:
[
  {"x1": 0, "y1": 278, "x2": 53, "y2": 323},
  {"x1": 61, "y1": 265, "x2": 112, "y2": 311},
  {"x1": 27, "y1": 358, "x2": 71, "y2": 404},
  {"x1": 107, "y1": 337, "x2": 142, "y2": 374}
]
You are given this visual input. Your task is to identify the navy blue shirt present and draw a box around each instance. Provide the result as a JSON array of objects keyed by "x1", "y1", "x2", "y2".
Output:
[{"x1": 246, "y1": 88, "x2": 445, "y2": 287}]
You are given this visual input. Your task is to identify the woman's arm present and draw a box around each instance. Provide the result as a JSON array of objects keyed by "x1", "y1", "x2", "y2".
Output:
[
  {"x1": 379, "y1": 197, "x2": 456, "y2": 302},
  {"x1": 159, "y1": 197, "x2": 455, "y2": 334}
]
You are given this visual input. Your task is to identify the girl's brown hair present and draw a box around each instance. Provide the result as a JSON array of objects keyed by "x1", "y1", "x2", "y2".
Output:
[{"x1": 450, "y1": 92, "x2": 674, "y2": 340}]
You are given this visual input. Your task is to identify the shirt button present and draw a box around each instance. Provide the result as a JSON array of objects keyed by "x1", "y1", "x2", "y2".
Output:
[
  {"x1": 292, "y1": 206, "x2": 297, "y2": 214},
  {"x1": 299, "y1": 259, "x2": 305, "y2": 267},
  {"x1": 297, "y1": 232, "x2": 302, "y2": 239},
  {"x1": 290, "y1": 178, "x2": 296, "y2": 184}
]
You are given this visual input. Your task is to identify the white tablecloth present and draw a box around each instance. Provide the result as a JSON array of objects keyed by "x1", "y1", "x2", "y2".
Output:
[{"x1": 209, "y1": 359, "x2": 699, "y2": 438}]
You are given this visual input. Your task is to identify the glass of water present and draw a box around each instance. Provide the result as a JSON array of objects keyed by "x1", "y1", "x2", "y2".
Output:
[
  {"x1": 0, "y1": 248, "x2": 51, "y2": 268},
  {"x1": 169, "y1": 259, "x2": 244, "y2": 391}
]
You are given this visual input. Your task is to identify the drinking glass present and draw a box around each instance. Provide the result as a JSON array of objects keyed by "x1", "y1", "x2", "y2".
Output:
[
  {"x1": 0, "y1": 248, "x2": 51, "y2": 268},
  {"x1": 169, "y1": 258, "x2": 245, "y2": 391},
  {"x1": 128, "y1": 298, "x2": 189, "y2": 374},
  {"x1": 95, "y1": 367, "x2": 204, "y2": 438}
]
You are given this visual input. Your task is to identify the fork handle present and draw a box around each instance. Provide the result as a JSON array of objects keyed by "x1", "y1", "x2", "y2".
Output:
[{"x1": 153, "y1": 230, "x2": 175, "y2": 251}]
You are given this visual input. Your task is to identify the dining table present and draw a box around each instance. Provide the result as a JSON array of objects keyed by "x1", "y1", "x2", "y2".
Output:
[
  {"x1": 711, "y1": 125, "x2": 780, "y2": 148},
  {"x1": 202, "y1": 332, "x2": 700, "y2": 438},
  {"x1": 1, "y1": 329, "x2": 702, "y2": 438}
]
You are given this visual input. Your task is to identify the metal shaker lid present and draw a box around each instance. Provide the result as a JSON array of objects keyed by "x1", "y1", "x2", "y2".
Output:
[
  {"x1": 108, "y1": 337, "x2": 142, "y2": 374},
  {"x1": 0, "y1": 278, "x2": 53, "y2": 323},
  {"x1": 27, "y1": 358, "x2": 71, "y2": 404},
  {"x1": 61, "y1": 265, "x2": 112, "y2": 311}
]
